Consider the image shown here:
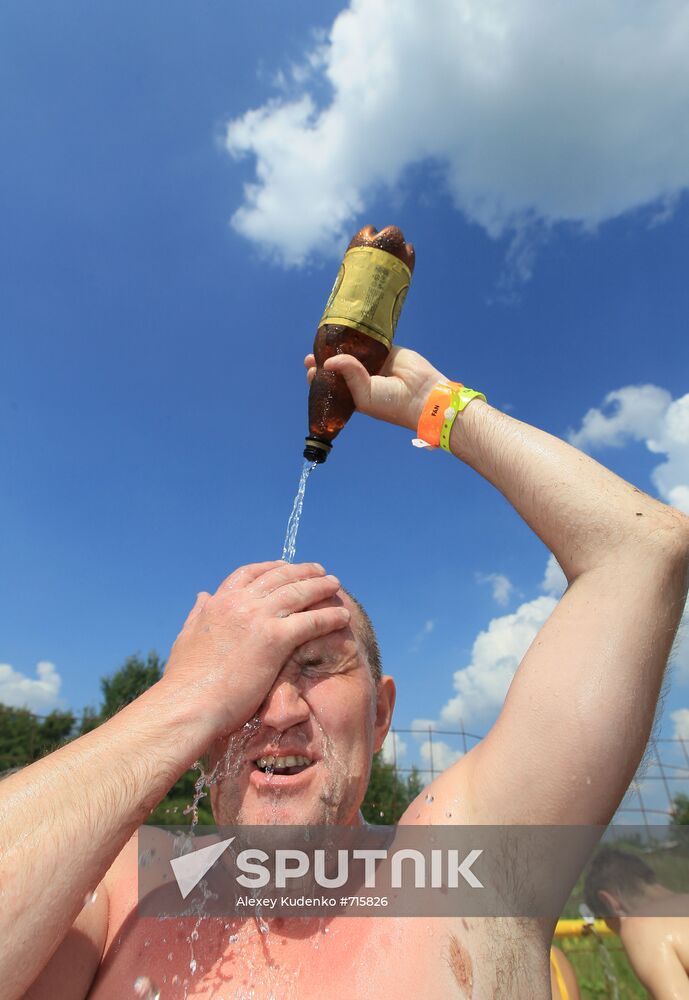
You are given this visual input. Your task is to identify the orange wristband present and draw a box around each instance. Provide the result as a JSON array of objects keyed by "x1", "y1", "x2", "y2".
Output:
[{"x1": 415, "y1": 381, "x2": 464, "y2": 448}]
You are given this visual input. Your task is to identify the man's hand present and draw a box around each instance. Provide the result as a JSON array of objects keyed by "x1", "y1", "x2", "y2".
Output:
[
  {"x1": 305, "y1": 346, "x2": 444, "y2": 431},
  {"x1": 161, "y1": 560, "x2": 349, "y2": 737}
]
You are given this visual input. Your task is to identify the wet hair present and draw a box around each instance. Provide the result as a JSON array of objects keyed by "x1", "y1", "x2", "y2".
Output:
[
  {"x1": 342, "y1": 588, "x2": 382, "y2": 683},
  {"x1": 583, "y1": 848, "x2": 657, "y2": 917}
]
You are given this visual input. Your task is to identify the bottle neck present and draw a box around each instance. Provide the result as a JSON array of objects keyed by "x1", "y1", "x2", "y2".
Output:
[{"x1": 303, "y1": 437, "x2": 331, "y2": 463}]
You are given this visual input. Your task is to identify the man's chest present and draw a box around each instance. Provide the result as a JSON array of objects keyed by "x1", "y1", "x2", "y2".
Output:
[{"x1": 90, "y1": 907, "x2": 550, "y2": 1000}]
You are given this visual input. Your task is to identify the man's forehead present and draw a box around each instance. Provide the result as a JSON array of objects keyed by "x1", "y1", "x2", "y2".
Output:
[
  {"x1": 305, "y1": 587, "x2": 363, "y2": 628},
  {"x1": 296, "y1": 588, "x2": 364, "y2": 659}
]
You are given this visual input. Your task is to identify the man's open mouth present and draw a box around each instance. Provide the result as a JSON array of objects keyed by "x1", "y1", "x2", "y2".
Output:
[{"x1": 253, "y1": 755, "x2": 315, "y2": 776}]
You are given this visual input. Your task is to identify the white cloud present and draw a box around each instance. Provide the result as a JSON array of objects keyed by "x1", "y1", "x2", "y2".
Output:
[
  {"x1": 226, "y1": 0, "x2": 689, "y2": 267},
  {"x1": 413, "y1": 595, "x2": 556, "y2": 730},
  {"x1": 541, "y1": 554, "x2": 567, "y2": 597},
  {"x1": 567, "y1": 385, "x2": 673, "y2": 451},
  {"x1": 0, "y1": 661, "x2": 63, "y2": 713},
  {"x1": 567, "y1": 387, "x2": 689, "y2": 517},
  {"x1": 476, "y1": 572, "x2": 515, "y2": 607},
  {"x1": 381, "y1": 730, "x2": 407, "y2": 765},
  {"x1": 418, "y1": 738, "x2": 462, "y2": 774},
  {"x1": 671, "y1": 708, "x2": 689, "y2": 742},
  {"x1": 567, "y1": 387, "x2": 689, "y2": 518},
  {"x1": 648, "y1": 395, "x2": 689, "y2": 516}
]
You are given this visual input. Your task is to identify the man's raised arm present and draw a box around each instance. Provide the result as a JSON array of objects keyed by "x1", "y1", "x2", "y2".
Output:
[
  {"x1": 0, "y1": 562, "x2": 347, "y2": 1000},
  {"x1": 314, "y1": 348, "x2": 689, "y2": 825}
]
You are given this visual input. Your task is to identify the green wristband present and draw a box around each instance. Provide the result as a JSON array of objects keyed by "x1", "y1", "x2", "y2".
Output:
[{"x1": 439, "y1": 387, "x2": 487, "y2": 452}]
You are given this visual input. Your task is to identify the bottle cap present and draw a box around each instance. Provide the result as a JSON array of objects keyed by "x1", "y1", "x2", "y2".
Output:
[{"x1": 303, "y1": 437, "x2": 332, "y2": 464}]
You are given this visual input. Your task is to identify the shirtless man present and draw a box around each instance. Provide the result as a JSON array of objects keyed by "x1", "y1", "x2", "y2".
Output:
[
  {"x1": 585, "y1": 847, "x2": 689, "y2": 998},
  {"x1": 3, "y1": 345, "x2": 688, "y2": 999}
]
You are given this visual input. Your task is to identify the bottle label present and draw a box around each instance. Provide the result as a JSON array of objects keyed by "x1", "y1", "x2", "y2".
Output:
[{"x1": 319, "y1": 246, "x2": 411, "y2": 349}]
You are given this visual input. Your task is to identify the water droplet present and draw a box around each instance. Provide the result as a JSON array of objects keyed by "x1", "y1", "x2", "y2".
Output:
[
  {"x1": 189, "y1": 958, "x2": 197, "y2": 975},
  {"x1": 133, "y1": 977, "x2": 160, "y2": 1000},
  {"x1": 190, "y1": 929, "x2": 199, "y2": 941},
  {"x1": 167, "y1": 953, "x2": 173, "y2": 962},
  {"x1": 425, "y1": 794, "x2": 434, "y2": 804},
  {"x1": 445, "y1": 811, "x2": 453, "y2": 818},
  {"x1": 229, "y1": 934, "x2": 239, "y2": 944},
  {"x1": 83, "y1": 890, "x2": 98, "y2": 905}
]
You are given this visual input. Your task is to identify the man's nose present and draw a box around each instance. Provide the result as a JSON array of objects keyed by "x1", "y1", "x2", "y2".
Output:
[{"x1": 259, "y1": 675, "x2": 309, "y2": 731}]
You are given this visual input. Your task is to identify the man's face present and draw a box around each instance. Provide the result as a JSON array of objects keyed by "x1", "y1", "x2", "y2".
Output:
[{"x1": 208, "y1": 592, "x2": 395, "y2": 826}]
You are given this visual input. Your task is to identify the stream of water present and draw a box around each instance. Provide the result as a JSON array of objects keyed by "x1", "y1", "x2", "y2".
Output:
[{"x1": 281, "y1": 459, "x2": 317, "y2": 563}]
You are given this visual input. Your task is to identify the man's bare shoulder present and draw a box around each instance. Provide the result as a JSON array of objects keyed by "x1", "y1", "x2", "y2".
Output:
[
  {"x1": 622, "y1": 907, "x2": 689, "y2": 942},
  {"x1": 397, "y1": 754, "x2": 479, "y2": 826}
]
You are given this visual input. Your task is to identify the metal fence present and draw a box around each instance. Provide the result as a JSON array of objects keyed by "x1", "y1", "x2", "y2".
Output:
[{"x1": 385, "y1": 726, "x2": 689, "y2": 828}]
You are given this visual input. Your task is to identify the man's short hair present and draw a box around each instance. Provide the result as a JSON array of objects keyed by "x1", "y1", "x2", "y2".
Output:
[
  {"x1": 342, "y1": 589, "x2": 382, "y2": 683},
  {"x1": 584, "y1": 847, "x2": 657, "y2": 917}
]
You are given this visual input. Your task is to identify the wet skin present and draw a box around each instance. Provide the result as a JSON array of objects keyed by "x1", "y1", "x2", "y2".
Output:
[
  {"x1": 89, "y1": 841, "x2": 548, "y2": 1000},
  {"x1": 207, "y1": 590, "x2": 395, "y2": 828}
]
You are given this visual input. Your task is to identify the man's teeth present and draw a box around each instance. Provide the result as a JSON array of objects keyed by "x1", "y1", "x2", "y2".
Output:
[{"x1": 256, "y1": 755, "x2": 312, "y2": 770}]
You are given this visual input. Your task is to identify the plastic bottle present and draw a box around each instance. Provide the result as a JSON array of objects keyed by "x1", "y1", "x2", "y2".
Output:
[{"x1": 303, "y1": 224, "x2": 415, "y2": 463}]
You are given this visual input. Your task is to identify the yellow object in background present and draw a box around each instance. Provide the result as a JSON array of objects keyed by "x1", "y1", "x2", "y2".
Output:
[{"x1": 555, "y1": 919, "x2": 613, "y2": 937}]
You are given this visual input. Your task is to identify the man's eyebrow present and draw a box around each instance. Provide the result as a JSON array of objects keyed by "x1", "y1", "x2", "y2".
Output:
[{"x1": 293, "y1": 649, "x2": 327, "y2": 663}]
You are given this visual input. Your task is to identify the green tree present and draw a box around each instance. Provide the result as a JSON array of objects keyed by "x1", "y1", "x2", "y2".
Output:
[
  {"x1": 38, "y1": 710, "x2": 76, "y2": 750},
  {"x1": 100, "y1": 652, "x2": 164, "y2": 718},
  {"x1": 672, "y1": 792, "x2": 689, "y2": 825},
  {"x1": 78, "y1": 706, "x2": 102, "y2": 735},
  {"x1": 0, "y1": 706, "x2": 40, "y2": 771},
  {"x1": 362, "y1": 752, "x2": 424, "y2": 824},
  {"x1": 0, "y1": 707, "x2": 75, "y2": 771}
]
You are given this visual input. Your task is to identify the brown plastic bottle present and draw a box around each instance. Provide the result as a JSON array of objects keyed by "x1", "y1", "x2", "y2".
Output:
[{"x1": 303, "y1": 224, "x2": 415, "y2": 463}]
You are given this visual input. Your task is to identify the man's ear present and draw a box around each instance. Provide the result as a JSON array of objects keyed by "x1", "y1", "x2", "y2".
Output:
[
  {"x1": 598, "y1": 889, "x2": 624, "y2": 917},
  {"x1": 373, "y1": 676, "x2": 396, "y2": 753}
]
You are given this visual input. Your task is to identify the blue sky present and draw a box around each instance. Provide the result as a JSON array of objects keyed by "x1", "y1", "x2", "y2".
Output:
[{"x1": 2, "y1": 1, "x2": 689, "y2": 814}]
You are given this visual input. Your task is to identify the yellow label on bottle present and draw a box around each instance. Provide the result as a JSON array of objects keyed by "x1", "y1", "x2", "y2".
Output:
[{"x1": 319, "y1": 246, "x2": 411, "y2": 349}]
